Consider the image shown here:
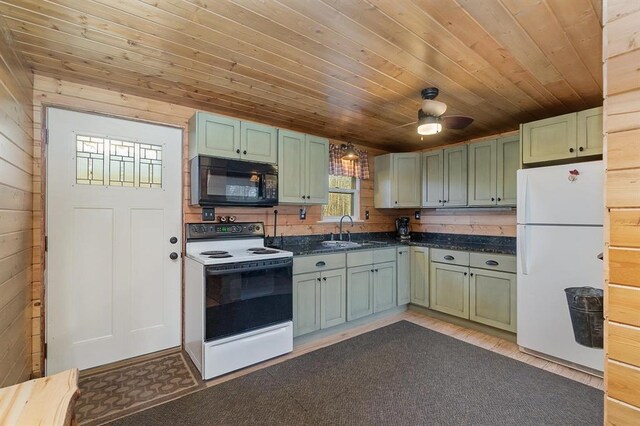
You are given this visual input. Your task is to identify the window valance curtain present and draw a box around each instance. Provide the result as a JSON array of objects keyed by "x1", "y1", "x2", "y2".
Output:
[{"x1": 328, "y1": 144, "x2": 370, "y2": 179}]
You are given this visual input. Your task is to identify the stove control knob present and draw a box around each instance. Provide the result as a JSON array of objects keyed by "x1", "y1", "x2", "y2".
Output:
[
  {"x1": 248, "y1": 225, "x2": 254, "y2": 231},
  {"x1": 255, "y1": 225, "x2": 261, "y2": 231}
]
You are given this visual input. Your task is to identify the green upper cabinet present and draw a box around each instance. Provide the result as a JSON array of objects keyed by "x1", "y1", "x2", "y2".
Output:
[
  {"x1": 521, "y1": 106, "x2": 602, "y2": 164},
  {"x1": 496, "y1": 136, "x2": 519, "y2": 206},
  {"x1": 421, "y1": 150, "x2": 444, "y2": 208},
  {"x1": 240, "y1": 121, "x2": 278, "y2": 164},
  {"x1": 278, "y1": 130, "x2": 329, "y2": 204},
  {"x1": 374, "y1": 153, "x2": 421, "y2": 208},
  {"x1": 422, "y1": 146, "x2": 467, "y2": 208},
  {"x1": 188, "y1": 112, "x2": 277, "y2": 164},
  {"x1": 468, "y1": 140, "x2": 497, "y2": 206},
  {"x1": 443, "y1": 145, "x2": 468, "y2": 207},
  {"x1": 468, "y1": 136, "x2": 519, "y2": 207},
  {"x1": 188, "y1": 112, "x2": 240, "y2": 160},
  {"x1": 577, "y1": 106, "x2": 603, "y2": 157}
]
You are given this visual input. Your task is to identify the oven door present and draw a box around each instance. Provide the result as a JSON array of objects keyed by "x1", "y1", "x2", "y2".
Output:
[
  {"x1": 192, "y1": 156, "x2": 278, "y2": 206},
  {"x1": 204, "y1": 258, "x2": 292, "y2": 341}
]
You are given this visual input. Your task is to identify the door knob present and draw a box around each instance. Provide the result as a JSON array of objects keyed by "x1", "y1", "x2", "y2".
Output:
[
  {"x1": 170, "y1": 237, "x2": 178, "y2": 244},
  {"x1": 169, "y1": 252, "x2": 179, "y2": 260}
]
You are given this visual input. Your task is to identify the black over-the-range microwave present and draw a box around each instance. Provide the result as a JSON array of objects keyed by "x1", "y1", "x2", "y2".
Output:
[{"x1": 190, "y1": 155, "x2": 278, "y2": 207}]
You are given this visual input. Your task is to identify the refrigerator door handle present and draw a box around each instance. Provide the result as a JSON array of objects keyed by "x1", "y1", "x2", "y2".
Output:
[
  {"x1": 518, "y1": 226, "x2": 528, "y2": 275},
  {"x1": 517, "y1": 174, "x2": 528, "y2": 225}
]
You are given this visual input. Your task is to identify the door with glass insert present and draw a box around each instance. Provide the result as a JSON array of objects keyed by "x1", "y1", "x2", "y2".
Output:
[{"x1": 46, "y1": 108, "x2": 182, "y2": 373}]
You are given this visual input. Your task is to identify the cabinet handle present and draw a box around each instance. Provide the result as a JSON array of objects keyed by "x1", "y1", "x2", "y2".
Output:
[
  {"x1": 497, "y1": 197, "x2": 501, "y2": 202},
  {"x1": 317, "y1": 277, "x2": 321, "y2": 282},
  {"x1": 236, "y1": 149, "x2": 241, "y2": 154},
  {"x1": 443, "y1": 200, "x2": 447, "y2": 204},
  {"x1": 375, "y1": 268, "x2": 378, "y2": 272},
  {"x1": 579, "y1": 147, "x2": 584, "y2": 152},
  {"x1": 243, "y1": 150, "x2": 247, "y2": 154},
  {"x1": 438, "y1": 200, "x2": 442, "y2": 203},
  {"x1": 370, "y1": 269, "x2": 374, "y2": 272},
  {"x1": 485, "y1": 260, "x2": 499, "y2": 266},
  {"x1": 464, "y1": 272, "x2": 467, "y2": 276},
  {"x1": 569, "y1": 147, "x2": 574, "y2": 153},
  {"x1": 470, "y1": 272, "x2": 474, "y2": 276},
  {"x1": 395, "y1": 201, "x2": 398, "y2": 204},
  {"x1": 306, "y1": 195, "x2": 310, "y2": 199},
  {"x1": 322, "y1": 277, "x2": 327, "y2": 281},
  {"x1": 302, "y1": 195, "x2": 306, "y2": 199},
  {"x1": 444, "y1": 255, "x2": 454, "y2": 261},
  {"x1": 315, "y1": 261, "x2": 326, "y2": 267},
  {"x1": 491, "y1": 197, "x2": 495, "y2": 202}
]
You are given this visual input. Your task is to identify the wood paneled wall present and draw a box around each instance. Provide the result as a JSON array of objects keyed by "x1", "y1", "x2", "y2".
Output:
[
  {"x1": 411, "y1": 210, "x2": 516, "y2": 237},
  {"x1": 31, "y1": 75, "x2": 400, "y2": 376},
  {"x1": 0, "y1": 18, "x2": 33, "y2": 386},
  {"x1": 603, "y1": 1, "x2": 640, "y2": 423}
]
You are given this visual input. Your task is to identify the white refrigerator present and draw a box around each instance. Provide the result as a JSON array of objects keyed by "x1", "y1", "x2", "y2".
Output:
[{"x1": 516, "y1": 160, "x2": 604, "y2": 373}]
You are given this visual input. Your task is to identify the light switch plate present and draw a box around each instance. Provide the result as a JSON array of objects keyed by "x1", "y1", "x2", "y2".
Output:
[
  {"x1": 202, "y1": 207, "x2": 215, "y2": 221},
  {"x1": 365, "y1": 210, "x2": 370, "y2": 220},
  {"x1": 299, "y1": 208, "x2": 306, "y2": 220},
  {"x1": 414, "y1": 210, "x2": 421, "y2": 220}
]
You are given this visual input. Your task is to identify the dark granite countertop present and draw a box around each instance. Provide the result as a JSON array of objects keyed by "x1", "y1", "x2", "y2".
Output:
[{"x1": 268, "y1": 232, "x2": 516, "y2": 256}]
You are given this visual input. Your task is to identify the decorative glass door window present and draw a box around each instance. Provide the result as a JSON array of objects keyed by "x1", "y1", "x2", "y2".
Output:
[{"x1": 76, "y1": 135, "x2": 162, "y2": 188}]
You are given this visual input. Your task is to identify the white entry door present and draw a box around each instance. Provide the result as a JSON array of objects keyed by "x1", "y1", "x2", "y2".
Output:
[{"x1": 46, "y1": 108, "x2": 182, "y2": 374}]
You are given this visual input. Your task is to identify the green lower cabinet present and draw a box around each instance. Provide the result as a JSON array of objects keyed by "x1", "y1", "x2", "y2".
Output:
[
  {"x1": 410, "y1": 247, "x2": 429, "y2": 307},
  {"x1": 373, "y1": 261, "x2": 396, "y2": 313},
  {"x1": 469, "y1": 268, "x2": 517, "y2": 332},
  {"x1": 396, "y1": 248, "x2": 410, "y2": 305},
  {"x1": 293, "y1": 272, "x2": 321, "y2": 337},
  {"x1": 429, "y1": 262, "x2": 470, "y2": 319},
  {"x1": 347, "y1": 265, "x2": 374, "y2": 321},
  {"x1": 320, "y1": 269, "x2": 347, "y2": 329}
]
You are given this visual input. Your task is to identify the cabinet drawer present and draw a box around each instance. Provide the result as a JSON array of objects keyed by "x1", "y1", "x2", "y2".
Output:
[
  {"x1": 347, "y1": 250, "x2": 374, "y2": 267},
  {"x1": 373, "y1": 248, "x2": 396, "y2": 263},
  {"x1": 294, "y1": 253, "x2": 345, "y2": 275},
  {"x1": 470, "y1": 252, "x2": 516, "y2": 273},
  {"x1": 430, "y1": 249, "x2": 469, "y2": 266}
]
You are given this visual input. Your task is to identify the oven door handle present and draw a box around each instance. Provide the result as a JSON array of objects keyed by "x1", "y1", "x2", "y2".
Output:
[{"x1": 205, "y1": 259, "x2": 293, "y2": 275}]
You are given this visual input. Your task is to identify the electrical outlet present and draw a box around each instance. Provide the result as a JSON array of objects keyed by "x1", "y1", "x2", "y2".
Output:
[
  {"x1": 365, "y1": 210, "x2": 370, "y2": 220},
  {"x1": 299, "y1": 208, "x2": 306, "y2": 220},
  {"x1": 414, "y1": 210, "x2": 421, "y2": 220},
  {"x1": 202, "y1": 207, "x2": 215, "y2": 221}
]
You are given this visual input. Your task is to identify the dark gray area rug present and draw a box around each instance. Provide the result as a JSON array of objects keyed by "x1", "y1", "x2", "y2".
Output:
[{"x1": 109, "y1": 321, "x2": 603, "y2": 425}]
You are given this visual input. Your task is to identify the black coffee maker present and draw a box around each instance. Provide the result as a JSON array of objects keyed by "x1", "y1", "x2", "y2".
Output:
[{"x1": 395, "y1": 217, "x2": 410, "y2": 241}]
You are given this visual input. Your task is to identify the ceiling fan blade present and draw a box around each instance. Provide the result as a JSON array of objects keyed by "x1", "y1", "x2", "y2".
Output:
[{"x1": 441, "y1": 115, "x2": 474, "y2": 130}]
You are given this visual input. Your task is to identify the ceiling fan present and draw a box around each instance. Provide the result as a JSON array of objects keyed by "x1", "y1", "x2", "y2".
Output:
[{"x1": 397, "y1": 87, "x2": 474, "y2": 136}]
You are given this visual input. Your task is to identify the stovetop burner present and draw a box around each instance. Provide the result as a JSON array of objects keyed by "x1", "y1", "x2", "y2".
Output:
[
  {"x1": 208, "y1": 254, "x2": 233, "y2": 259},
  {"x1": 251, "y1": 249, "x2": 279, "y2": 255},
  {"x1": 201, "y1": 250, "x2": 229, "y2": 256},
  {"x1": 247, "y1": 248, "x2": 266, "y2": 252}
]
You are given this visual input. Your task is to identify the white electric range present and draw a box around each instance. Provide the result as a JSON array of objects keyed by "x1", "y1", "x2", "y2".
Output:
[{"x1": 184, "y1": 222, "x2": 293, "y2": 380}]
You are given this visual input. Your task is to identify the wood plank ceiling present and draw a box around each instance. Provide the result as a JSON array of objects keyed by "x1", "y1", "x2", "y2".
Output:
[{"x1": 1, "y1": 0, "x2": 603, "y2": 150}]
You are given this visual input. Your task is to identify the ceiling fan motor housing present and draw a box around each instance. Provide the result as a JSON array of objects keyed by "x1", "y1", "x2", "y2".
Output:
[{"x1": 421, "y1": 87, "x2": 440, "y2": 100}]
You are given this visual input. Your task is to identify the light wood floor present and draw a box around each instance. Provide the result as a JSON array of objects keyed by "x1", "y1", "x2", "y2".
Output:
[{"x1": 202, "y1": 310, "x2": 604, "y2": 390}]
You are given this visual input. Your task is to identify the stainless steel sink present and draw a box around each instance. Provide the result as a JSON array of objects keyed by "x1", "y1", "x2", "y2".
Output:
[{"x1": 321, "y1": 240, "x2": 361, "y2": 248}]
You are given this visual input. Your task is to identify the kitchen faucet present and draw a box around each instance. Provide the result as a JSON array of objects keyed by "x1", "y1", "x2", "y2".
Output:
[{"x1": 339, "y1": 215, "x2": 354, "y2": 241}]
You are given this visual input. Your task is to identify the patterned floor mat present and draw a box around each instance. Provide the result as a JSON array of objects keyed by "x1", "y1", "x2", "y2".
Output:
[{"x1": 76, "y1": 350, "x2": 205, "y2": 425}]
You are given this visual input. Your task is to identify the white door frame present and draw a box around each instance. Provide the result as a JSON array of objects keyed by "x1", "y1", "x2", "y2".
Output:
[{"x1": 44, "y1": 107, "x2": 184, "y2": 374}]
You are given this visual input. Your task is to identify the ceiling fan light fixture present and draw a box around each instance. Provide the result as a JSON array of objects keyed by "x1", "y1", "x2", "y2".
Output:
[
  {"x1": 341, "y1": 143, "x2": 359, "y2": 160},
  {"x1": 421, "y1": 99, "x2": 447, "y2": 116},
  {"x1": 417, "y1": 115, "x2": 442, "y2": 136}
]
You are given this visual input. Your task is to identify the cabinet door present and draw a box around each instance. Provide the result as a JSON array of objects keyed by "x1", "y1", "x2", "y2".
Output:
[
  {"x1": 422, "y1": 150, "x2": 444, "y2": 207},
  {"x1": 240, "y1": 121, "x2": 277, "y2": 164},
  {"x1": 496, "y1": 136, "x2": 519, "y2": 206},
  {"x1": 320, "y1": 269, "x2": 347, "y2": 329},
  {"x1": 468, "y1": 140, "x2": 497, "y2": 206},
  {"x1": 306, "y1": 135, "x2": 329, "y2": 204},
  {"x1": 278, "y1": 130, "x2": 306, "y2": 203},
  {"x1": 394, "y1": 153, "x2": 421, "y2": 207},
  {"x1": 196, "y1": 112, "x2": 241, "y2": 159},
  {"x1": 577, "y1": 106, "x2": 603, "y2": 157},
  {"x1": 410, "y1": 246, "x2": 429, "y2": 307},
  {"x1": 443, "y1": 145, "x2": 468, "y2": 207},
  {"x1": 347, "y1": 265, "x2": 373, "y2": 321},
  {"x1": 293, "y1": 272, "x2": 321, "y2": 337},
  {"x1": 429, "y1": 262, "x2": 469, "y2": 319},
  {"x1": 374, "y1": 261, "x2": 396, "y2": 313},
  {"x1": 521, "y1": 113, "x2": 577, "y2": 163},
  {"x1": 396, "y1": 247, "x2": 410, "y2": 305},
  {"x1": 470, "y1": 268, "x2": 516, "y2": 332}
]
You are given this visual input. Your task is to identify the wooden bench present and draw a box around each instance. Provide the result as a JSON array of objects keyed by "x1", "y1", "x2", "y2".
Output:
[{"x1": 0, "y1": 369, "x2": 79, "y2": 425}]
